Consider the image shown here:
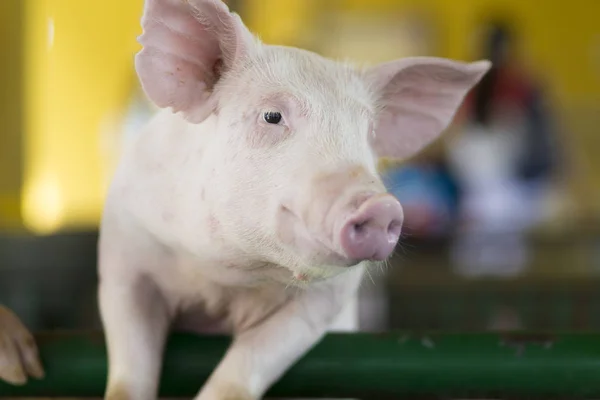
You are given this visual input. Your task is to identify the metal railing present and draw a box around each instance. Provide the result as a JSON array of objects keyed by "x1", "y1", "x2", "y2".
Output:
[{"x1": 1, "y1": 332, "x2": 600, "y2": 399}]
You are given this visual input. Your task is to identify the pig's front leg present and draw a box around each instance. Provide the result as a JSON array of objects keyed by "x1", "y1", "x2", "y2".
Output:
[
  {"x1": 195, "y1": 268, "x2": 364, "y2": 400},
  {"x1": 0, "y1": 305, "x2": 45, "y2": 385},
  {"x1": 99, "y1": 269, "x2": 171, "y2": 400}
]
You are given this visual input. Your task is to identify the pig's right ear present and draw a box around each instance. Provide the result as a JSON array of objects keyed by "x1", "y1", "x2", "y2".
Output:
[
  {"x1": 135, "y1": 0, "x2": 257, "y2": 123},
  {"x1": 366, "y1": 57, "x2": 491, "y2": 161}
]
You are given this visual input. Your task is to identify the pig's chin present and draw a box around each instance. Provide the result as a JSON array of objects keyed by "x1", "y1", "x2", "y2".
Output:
[
  {"x1": 285, "y1": 260, "x2": 367, "y2": 286},
  {"x1": 283, "y1": 234, "x2": 364, "y2": 275},
  {"x1": 284, "y1": 224, "x2": 358, "y2": 269}
]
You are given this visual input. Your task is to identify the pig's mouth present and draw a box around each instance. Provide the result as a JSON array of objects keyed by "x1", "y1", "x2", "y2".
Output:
[{"x1": 279, "y1": 204, "x2": 356, "y2": 268}]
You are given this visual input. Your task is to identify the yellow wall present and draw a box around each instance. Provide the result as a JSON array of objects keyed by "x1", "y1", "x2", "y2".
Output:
[
  {"x1": 246, "y1": 0, "x2": 599, "y2": 106},
  {"x1": 0, "y1": 0, "x2": 23, "y2": 230},
  {"x1": 20, "y1": 0, "x2": 144, "y2": 233}
]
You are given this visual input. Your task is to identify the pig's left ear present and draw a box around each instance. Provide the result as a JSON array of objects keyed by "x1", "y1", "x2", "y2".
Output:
[
  {"x1": 135, "y1": 0, "x2": 257, "y2": 123},
  {"x1": 366, "y1": 57, "x2": 491, "y2": 160}
]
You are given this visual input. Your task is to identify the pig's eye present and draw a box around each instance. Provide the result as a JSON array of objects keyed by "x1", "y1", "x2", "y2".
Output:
[{"x1": 263, "y1": 111, "x2": 282, "y2": 125}]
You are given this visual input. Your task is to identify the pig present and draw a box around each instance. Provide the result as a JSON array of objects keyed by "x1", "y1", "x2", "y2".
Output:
[
  {"x1": 97, "y1": 0, "x2": 490, "y2": 399},
  {"x1": 0, "y1": 305, "x2": 44, "y2": 385}
]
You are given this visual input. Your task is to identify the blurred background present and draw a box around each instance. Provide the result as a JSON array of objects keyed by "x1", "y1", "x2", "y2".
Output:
[{"x1": 0, "y1": 0, "x2": 599, "y2": 336}]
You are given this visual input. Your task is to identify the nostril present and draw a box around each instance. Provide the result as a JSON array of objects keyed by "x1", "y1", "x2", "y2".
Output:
[
  {"x1": 387, "y1": 220, "x2": 403, "y2": 239},
  {"x1": 350, "y1": 217, "x2": 402, "y2": 242},
  {"x1": 353, "y1": 221, "x2": 366, "y2": 233},
  {"x1": 349, "y1": 220, "x2": 370, "y2": 243}
]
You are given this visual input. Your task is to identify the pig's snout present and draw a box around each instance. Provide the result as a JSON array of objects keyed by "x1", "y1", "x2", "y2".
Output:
[{"x1": 339, "y1": 194, "x2": 403, "y2": 261}]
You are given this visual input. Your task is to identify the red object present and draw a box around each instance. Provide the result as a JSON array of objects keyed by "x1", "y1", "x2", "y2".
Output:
[{"x1": 456, "y1": 65, "x2": 536, "y2": 124}]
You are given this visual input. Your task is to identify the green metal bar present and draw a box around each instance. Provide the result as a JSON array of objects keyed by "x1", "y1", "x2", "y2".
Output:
[{"x1": 1, "y1": 332, "x2": 600, "y2": 398}]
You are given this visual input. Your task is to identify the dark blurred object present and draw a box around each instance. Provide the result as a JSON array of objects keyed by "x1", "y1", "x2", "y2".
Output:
[
  {"x1": 0, "y1": 231, "x2": 100, "y2": 331},
  {"x1": 471, "y1": 20, "x2": 560, "y2": 183},
  {"x1": 446, "y1": 17, "x2": 563, "y2": 278}
]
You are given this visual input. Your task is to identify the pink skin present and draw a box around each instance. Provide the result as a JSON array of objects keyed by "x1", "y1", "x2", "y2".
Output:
[{"x1": 339, "y1": 194, "x2": 404, "y2": 261}]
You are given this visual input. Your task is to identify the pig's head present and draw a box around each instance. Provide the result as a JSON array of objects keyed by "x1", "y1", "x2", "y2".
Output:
[{"x1": 135, "y1": 0, "x2": 490, "y2": 282}]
